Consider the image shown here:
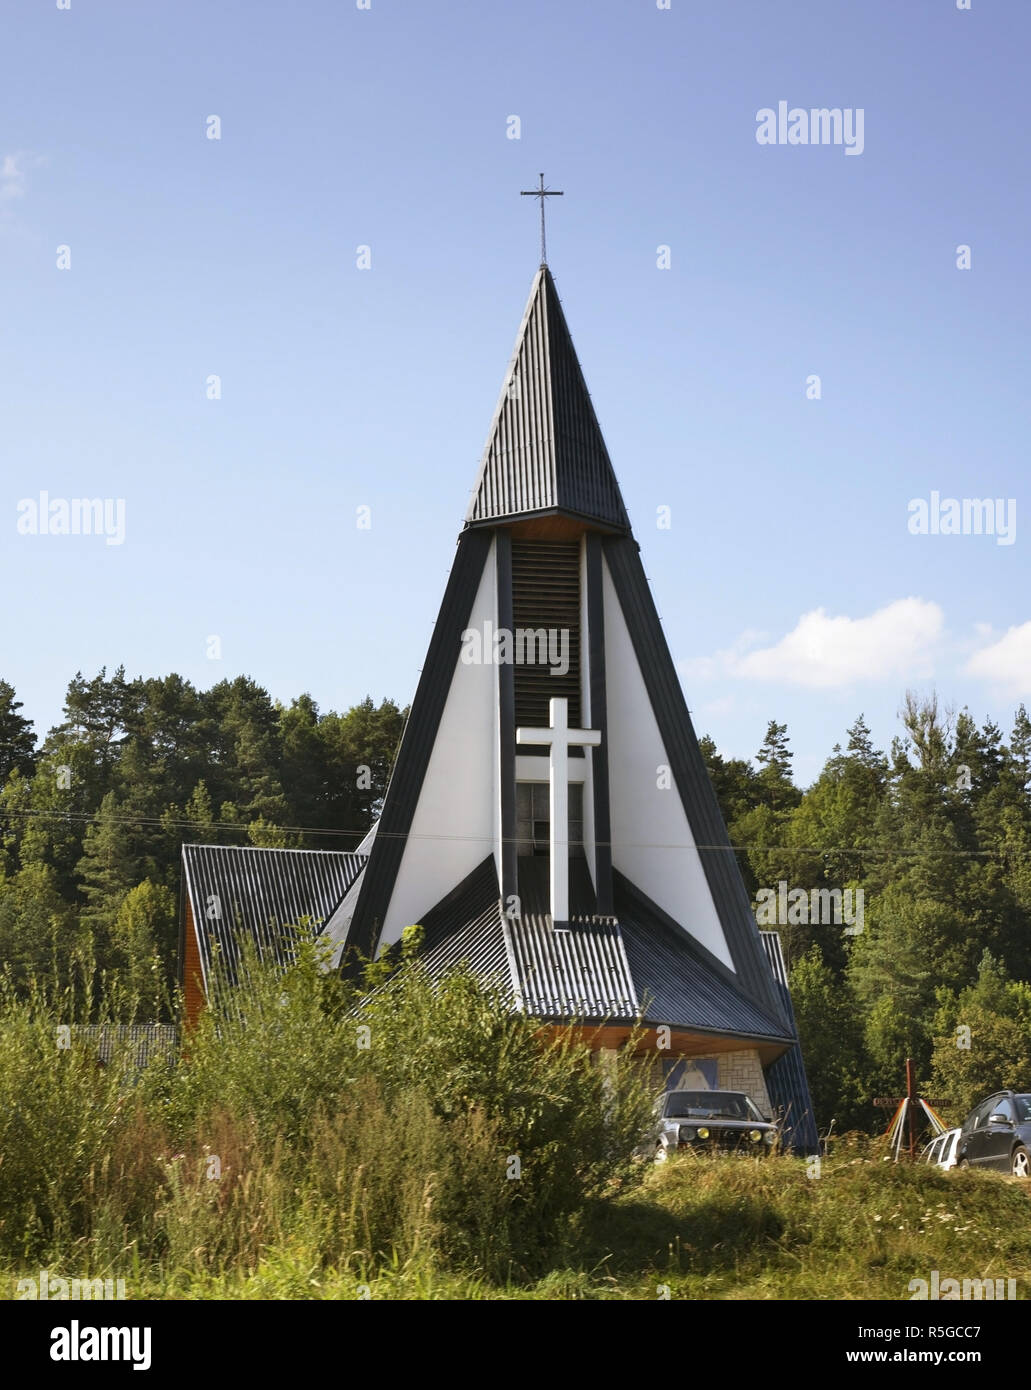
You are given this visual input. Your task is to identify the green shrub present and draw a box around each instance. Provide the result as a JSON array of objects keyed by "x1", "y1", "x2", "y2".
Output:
[
  {"x1": 0, "y1": 927, "x2": 655, "y2": 1284},
  {"x1": 0, "y1": 976, "x2": 168, "y2": 1265}
]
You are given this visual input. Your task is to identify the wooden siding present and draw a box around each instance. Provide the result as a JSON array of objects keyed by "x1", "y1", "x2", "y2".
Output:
[{"x1": 534, "y1": 1022, "x2": 788, "y2": 1066}]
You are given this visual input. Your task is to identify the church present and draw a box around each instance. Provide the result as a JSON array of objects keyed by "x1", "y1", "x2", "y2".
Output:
[{"x1": 180, "y1": 254, "x2": 818, "y2": 1152}]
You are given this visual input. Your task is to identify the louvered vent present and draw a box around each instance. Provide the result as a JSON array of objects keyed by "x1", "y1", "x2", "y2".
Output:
[{"x1": 511, "y1": 539, "x2": 581, "y2": 733}]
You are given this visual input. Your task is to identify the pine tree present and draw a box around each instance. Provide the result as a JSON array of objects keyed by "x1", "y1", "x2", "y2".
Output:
[
  {"x1": 755, "y1": 720, "x2": 800, "y2": 812},
  {"x1": 0, "y1": 862, "x2": 82, "y2": 992},
  {"x1": 0, "y1": 679, "x2": 36, "y2": 783},
  {"x1": 111, "y1": 880, "x2": 175, "y2": 1017},
  {"x1": 279, "y1": 694, "x2": 325, "y2": 838},
  {"x1": 845, "y1": 714, "x2": 882, "y2": 769},
  {"x1": 790, "y1": 949, "x2": 867, "y2": 1132},
  {"x1": 183, "y1": 779, "x2": 217, "y2": 840},
  {"x1": 76, "y1": 792, "x2": 139, "y2": 962},
  {"x1": 1010, "y1": 705, "x2": 1031, "y2": 791}
]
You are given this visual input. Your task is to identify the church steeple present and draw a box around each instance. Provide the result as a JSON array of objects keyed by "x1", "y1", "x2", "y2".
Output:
[
  {"x1": 465, "y1": 266, "x2": 631, "y2": 534},
  {"x1": 179, "y1": 255, "x2": 818, "y2": 1154},
  {"x1": 331, "y1": 260, "x2": 817, "y2": 1153}
]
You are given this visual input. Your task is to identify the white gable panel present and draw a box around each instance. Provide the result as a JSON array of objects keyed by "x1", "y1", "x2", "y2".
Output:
[
  {"x1": 601, "y1": 558, "x2": 734, "y2": 970},
  {"x1": 324, "y1": 868, "x2": 366, "y2": 966},
  {"x1": 377, "y1": 538, "x2": 498, "y2": 949},
  {"x1": 323, "y1": 822, "x2": 377, "y2": 961},
  {"x1": 355, "y1": 822, "x2": 377, "y2": 855},
  {"x1": 580, "y1": 538, "x2": 598, "y2": 889}
]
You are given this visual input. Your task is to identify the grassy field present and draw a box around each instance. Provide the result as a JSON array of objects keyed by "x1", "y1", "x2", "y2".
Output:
[
  {"x1": 6, "y1": 1145, "x2": 1028, "y2": 1301},
  {"x1": 4, "y1": 953, "x2": 1029, "y2": 1303}
]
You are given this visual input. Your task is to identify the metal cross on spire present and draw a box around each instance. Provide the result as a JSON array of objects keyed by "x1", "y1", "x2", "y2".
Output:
[{"x1": 520, "y1": 172, "x2": 563, "y2": 265}]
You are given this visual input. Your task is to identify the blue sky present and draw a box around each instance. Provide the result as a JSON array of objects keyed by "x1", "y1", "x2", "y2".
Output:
[{"x1": 2, "y1": 0, "x2": 1027, "y2": 786}]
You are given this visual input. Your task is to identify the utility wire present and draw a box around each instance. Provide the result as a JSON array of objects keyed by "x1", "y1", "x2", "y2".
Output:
[{"x1": 0, "y1": 803, "x2": 1028, "y2": 858}]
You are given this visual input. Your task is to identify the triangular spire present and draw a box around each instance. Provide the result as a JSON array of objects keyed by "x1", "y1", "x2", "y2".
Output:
[{"x1": 465, "y1": 266, "x2": 631, "y2": 533}]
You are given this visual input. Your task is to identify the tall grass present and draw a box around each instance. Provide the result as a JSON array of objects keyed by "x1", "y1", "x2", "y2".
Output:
[{"x1": 0, "y1": 933, "x2": 657, "y2": 1287}]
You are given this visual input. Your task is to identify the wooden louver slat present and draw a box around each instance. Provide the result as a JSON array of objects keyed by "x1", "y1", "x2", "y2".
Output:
[{"x1": 511, "y1": 539, "x2": 581, "y2": 731}]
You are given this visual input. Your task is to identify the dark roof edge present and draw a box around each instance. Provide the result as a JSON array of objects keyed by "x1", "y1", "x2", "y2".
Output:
[
  {"x1": 530, "y1": 1013, "x2": 793, "y2": 1047},
  {"x1": 615, "y1": 870, "x2": 760, "y2": 998},
  {"x1": 543, "y1": 266, "x2": 632, "y2": 528},
  {"x1": 615, "y1": 871, "x2": 793, "y2": 1043},
  {"x1": 345, "y1": 528, "x2": 495, "y2": 960}
]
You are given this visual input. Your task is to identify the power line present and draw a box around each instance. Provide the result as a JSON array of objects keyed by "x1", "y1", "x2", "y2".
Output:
[{"x1": 0, "y1": 803, "x2": 1028, "y2": 858}]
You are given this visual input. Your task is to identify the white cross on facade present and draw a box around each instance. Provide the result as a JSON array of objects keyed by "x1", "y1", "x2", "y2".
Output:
[{"x1": 516, "y1": 697, "x2": 601, "y2": 925}]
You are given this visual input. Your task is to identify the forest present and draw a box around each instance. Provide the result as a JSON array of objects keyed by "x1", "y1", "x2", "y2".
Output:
[
  {"x1": 1, "y1": 668, "x2": 1029, "y2": 1134},
  {"x1": 0, "y1": 670, "x2": 404, "y2": 1019}
]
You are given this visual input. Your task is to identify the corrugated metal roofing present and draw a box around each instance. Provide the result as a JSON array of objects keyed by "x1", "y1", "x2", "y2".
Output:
[
  {"x1": 67, "y1": 1024, "x2": 179, "y2": 1067},
  {"x1": 761, "y1": 931, "x2": 789, "y2": 990},
  {"x1": 465, "y1": 266, "x2": 631, "y2": 532},
  {"x1": 507, "y1": 915, "x2": 638, "y2": 1019},
  {"x1": 182, "y1": 839, "x2": 801, "y2": 1060},
  {"x1": 760, "y1": 931, "x2": 820, "y2": 1153},
  {"x1": 417, "y1": 856, "x2": 511, "y2": 990},
  {"x1": 617, "y1": 877, "x2": 793, "y2": 1041},
  {"x1": 181, "y1": 843, "x2": 366, "y2": 990},
  {"x1": 415, "y1": 855, "x2": 637, "y2": 1021},
  {"x1": 413, "y1": 854, "x2": 791, "y2": 1037}
]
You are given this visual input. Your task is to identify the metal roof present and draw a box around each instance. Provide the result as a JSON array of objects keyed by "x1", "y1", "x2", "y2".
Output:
[
  {"x1": 465, "y1": 266, "x2": 631, "y2": 533},
  {"x1": 66, "y1": 1024, "x2": 178, "y2": 1068},
  {"x1": 617, "y1": 877, "x2": 793, "y2": 1041},
  {"x1": 181, "y1": 843, "x2": 366, "y2": 990},
  {"x1": 760, "y1": 931, "x2": 820, "y2": 1153},
  {"x1": 413, "y1": 854, "x2": 793, "y2": 1041},
  {"x1": 507, "y1": 915, "x2": 638, "y2": 1020},
  {"x1": 761, "y1": 930, "x2": 790, "y2": 990},
  {"x1": 417, "y1": 856, "x2": 511, "y2": 990},
  {"x1": 181, "y1": 841, "x2": 802, "y2": 1065},
  {"x1": 504, "y1": 856, "x2": 635, "y2": 1018}
]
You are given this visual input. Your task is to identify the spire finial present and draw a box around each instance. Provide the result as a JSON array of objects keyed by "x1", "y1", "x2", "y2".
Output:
[{"x1": 520, "y1": 172, "x2": 563, "y2": 265}]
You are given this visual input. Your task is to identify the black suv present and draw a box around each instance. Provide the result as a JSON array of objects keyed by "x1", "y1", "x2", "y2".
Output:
[{"x1": 957, "y1": 1091, "x2": 1031, "y2": 1176}]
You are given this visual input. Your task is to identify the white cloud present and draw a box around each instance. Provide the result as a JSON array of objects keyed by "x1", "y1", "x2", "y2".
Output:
[
  {"x1": 679, "y1": 629, "x2": 767, "y2": 683},
  {"x1": 964, "y1": 622, "x2": 1031, "y2": 697},
  {"x1": 682, "y1": 598, "x2": 944, "y2": 689},
  {"x1": 0, "y1": 152, "x2": 45, "y2": 209}
]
